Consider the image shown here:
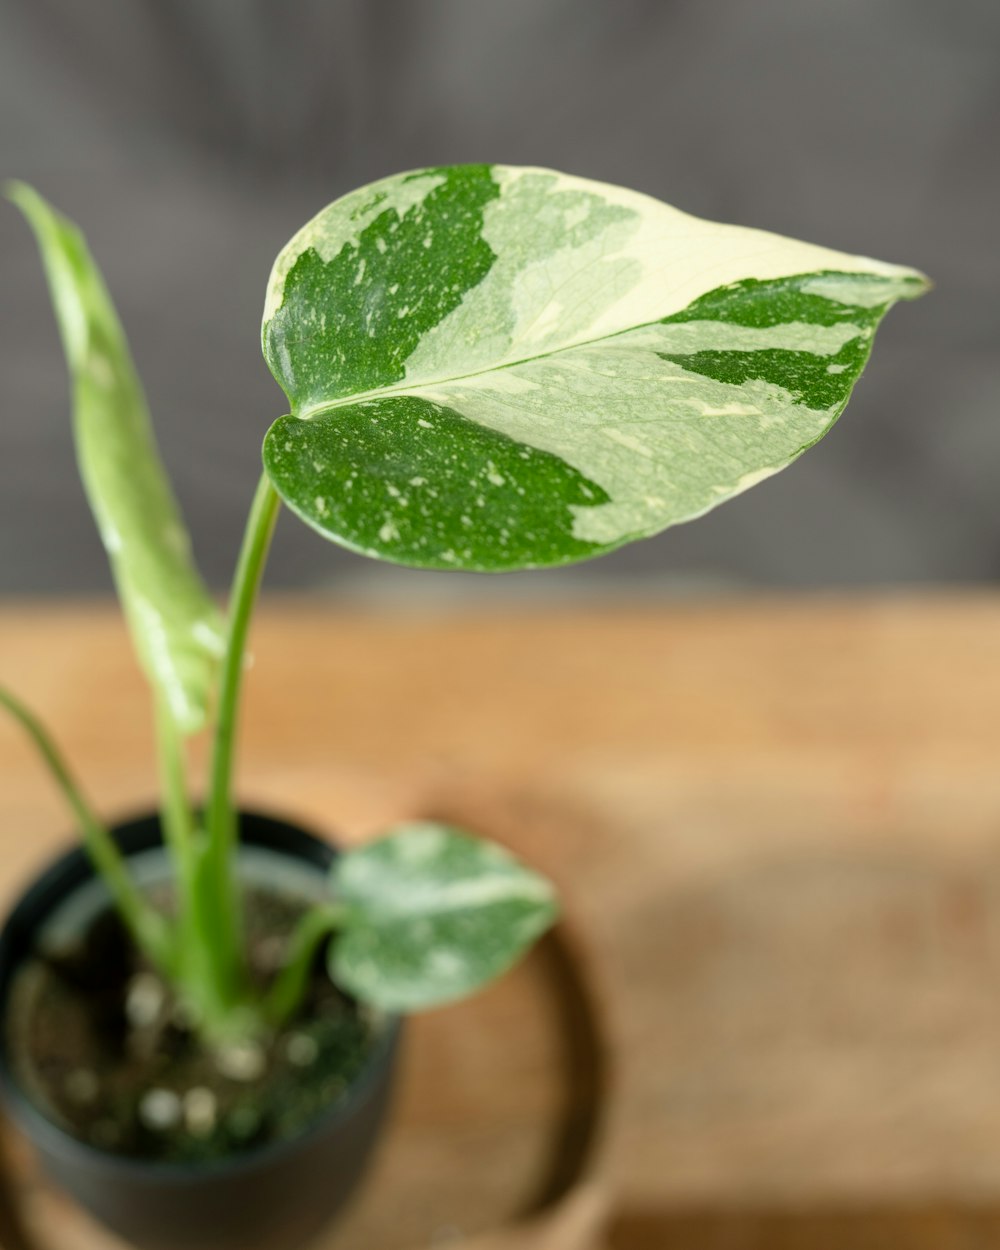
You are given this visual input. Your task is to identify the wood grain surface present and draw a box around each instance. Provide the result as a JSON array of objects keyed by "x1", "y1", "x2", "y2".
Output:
[{"x1": 3, "y1": 593, "x2": 1000, "y2": 1248}]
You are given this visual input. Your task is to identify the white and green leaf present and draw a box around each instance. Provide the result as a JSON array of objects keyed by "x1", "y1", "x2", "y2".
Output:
[
  {"x1": 262, "y1": 164, "x2": 929, "y2": 571},
  {"x1": 9, "y1": 184, "x2": 223, "y2": 733},
  {"x1": 329, "y1": 823, "x2": 558, "y2": 1011}
]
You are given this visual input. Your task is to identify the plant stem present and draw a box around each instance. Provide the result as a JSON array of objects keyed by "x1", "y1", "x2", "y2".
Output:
[
  {"x1": 154, "y1": 697, "x2": 238, "y2": 1032},
  {"x1": 153, "y1": 693, "x2": 199, "y2": 957},
  {"x1": 203, "y1": 472, "x2": 281, "y2": 999},
  {"x1": 0, "y1": 684, "x2": 173, "y2": 972},
  {"x1": 154, "y1": 694, "x2": 196, "y2": 895},
  {"x1": 263, "y1": 904, "x2": 347, "y2": 1028}
]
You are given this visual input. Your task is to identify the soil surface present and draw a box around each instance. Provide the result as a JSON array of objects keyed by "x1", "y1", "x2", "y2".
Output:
[{"x1": 6, "y1": 885, "x2": 378, "y2": 1163}]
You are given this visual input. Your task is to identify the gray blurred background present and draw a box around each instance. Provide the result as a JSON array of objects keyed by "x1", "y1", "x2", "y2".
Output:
[{"x1": 0, "y1": 0, "x2": 996, "y2": 597}]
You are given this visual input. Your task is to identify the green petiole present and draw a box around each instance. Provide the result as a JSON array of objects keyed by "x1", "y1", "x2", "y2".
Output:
[
  {"x1": 0, "y1": 684, "x2": 174, "y2": 973},
  {"x1": 263, "y1": 904, "x2": 348, "y2": 1029}
]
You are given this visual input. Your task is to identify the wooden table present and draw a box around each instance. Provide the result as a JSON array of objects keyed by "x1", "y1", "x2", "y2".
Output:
[{"x1": 3, "y1": 594, "x2": 1000, "y2": 1248}]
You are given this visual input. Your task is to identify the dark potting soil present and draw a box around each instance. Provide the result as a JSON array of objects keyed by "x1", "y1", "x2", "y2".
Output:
[{"x1": 5, "y1": 885, "x2": 378, "y2": 1164}]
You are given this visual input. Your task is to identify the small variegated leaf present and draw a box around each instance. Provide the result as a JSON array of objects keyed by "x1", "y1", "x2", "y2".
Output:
[
  {"x1": 9, "y1": 183, "x2": 223, "y2": 732},
  {"x1": 262, "y1": 165, "x2": 929, "y2": 571},
  {"x1": 329, "y1": 823, "x2": 559, "y2": 1011}
]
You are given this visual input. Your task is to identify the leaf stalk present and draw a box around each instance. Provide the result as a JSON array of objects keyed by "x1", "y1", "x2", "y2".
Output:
[
  {"x1": 201, "y1": 472, "x2": 281, "y2": 1010},
  {"x1": 0, "y1": 684, "x2": 173, "y2": 972},
  {"x1": 263, "y1": 904, "x2": 347, "y2": 1028}
]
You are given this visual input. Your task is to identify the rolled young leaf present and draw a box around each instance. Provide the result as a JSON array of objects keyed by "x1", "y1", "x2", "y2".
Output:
[
  {"x1": 329, "y1": 823, "x2": 559, "y2": 1011},
  {"x1": 261, "y1": 165, "x2": 929, "y2": 571},
  {"x1": 8, "y1": 184, "x2": 223, "y2": 733}
]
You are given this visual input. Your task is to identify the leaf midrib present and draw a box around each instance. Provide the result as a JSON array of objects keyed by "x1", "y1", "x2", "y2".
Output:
[
  {"x1": 292, "y1": 306, "x2": 706, "y2": 421},
  {"x1": 286, "y1": 266, "x2": 918, "y2": 423}
]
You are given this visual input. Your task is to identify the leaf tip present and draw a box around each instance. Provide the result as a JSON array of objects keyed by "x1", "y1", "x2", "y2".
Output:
[
  {"x1": 908, "y1": 269, "x2": 933, "y2": 298},
  {"x1": 4, "y1": 179, "x2": 47, "y2": 222},
  {"x1": 4, "y1": 177, "x2": 31, "y2": 202}
]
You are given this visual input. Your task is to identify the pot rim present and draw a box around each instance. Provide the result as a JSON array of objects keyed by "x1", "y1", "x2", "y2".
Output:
[{"x1": 0, "y1": 807, "x2": 403, "y2": 1185}]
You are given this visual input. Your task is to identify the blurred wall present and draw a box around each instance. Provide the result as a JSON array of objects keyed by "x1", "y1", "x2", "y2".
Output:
[{"x1": 0, "y1": 0, "x2": 996, "y2": 596}]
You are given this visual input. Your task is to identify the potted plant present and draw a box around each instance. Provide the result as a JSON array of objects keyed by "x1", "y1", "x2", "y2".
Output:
[{"x1": 0, "y1": 166, "x2": 927, "y2": 1250}]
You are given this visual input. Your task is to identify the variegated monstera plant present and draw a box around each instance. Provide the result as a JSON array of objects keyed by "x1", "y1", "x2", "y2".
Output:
[{"x1": 1, "y1": 167, "x2": 926, "y2": 1041}]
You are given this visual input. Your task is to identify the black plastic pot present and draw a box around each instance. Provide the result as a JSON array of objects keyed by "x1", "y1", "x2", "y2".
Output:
[{"x1": 0, "y1": 811, "x2": 402, "y2": 1250}]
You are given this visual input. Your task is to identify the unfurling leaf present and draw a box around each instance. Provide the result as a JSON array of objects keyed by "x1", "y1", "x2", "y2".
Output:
[
  {"x1": 329, "y1": 823, "x2": 558, "y2": 1011},
  {"x1": 262, "y1": 164, "x2": 928, "y2": 571},
  {"x1": 9, "y1": 183, "x2": 223, "y2": 732}
]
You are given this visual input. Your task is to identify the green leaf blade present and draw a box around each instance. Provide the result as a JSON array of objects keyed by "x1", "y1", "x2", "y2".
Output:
[
  {"x1": 264, "y1": 396, "x2": 608, "y2": 569},
  {"x1": 262, "y1": 166, "x2": 929, "y2": 571},
  {"x1": 8, "y1": 183, "x2": 223, "y2": 733},
  {"x1": 329, "y1": 823, "x2": 559, "y2": 1011},
  {"x1": 263, "y1": 165, "x2": 502, "y2": 412}
]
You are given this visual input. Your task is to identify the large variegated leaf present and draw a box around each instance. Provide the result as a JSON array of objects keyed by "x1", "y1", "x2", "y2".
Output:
[
  {"x1": 262, "y1": 165, "x2": 928, "y2": 571},
  {"x1": 9, "y1": 184, "x2": 223, "y2": 732},
  {"x1": 329, "y1": 823, "x2": 558, "y2": 1011}
]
